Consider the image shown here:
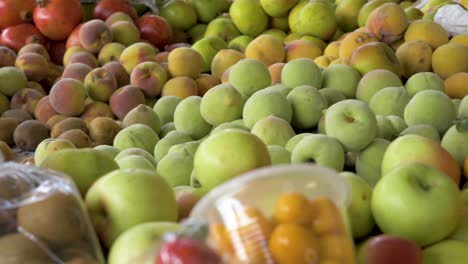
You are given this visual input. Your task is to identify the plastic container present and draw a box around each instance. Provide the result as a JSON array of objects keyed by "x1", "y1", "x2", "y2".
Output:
[
  {"x1": 0, "y1": 162, "x2": 105, "y2": 264},
  {"x1": 190, "y1": 164, "x2": 356, "y2": 264}
]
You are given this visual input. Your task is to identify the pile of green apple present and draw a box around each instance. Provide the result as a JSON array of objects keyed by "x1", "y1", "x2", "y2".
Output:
[{"x1": 0, "y1": 0, "x2": 467, "y2": 263}]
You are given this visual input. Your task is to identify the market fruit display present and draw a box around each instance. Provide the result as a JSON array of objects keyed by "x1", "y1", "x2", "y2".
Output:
[{"x1": 0, "y1": 0, "x2": 467, "y2": 263}]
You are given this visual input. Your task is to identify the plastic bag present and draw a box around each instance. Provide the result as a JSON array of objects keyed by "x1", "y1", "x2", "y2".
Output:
[
  {"x1": 0, "y1": 162, "x2": 105, "y2": 264},
  {"x1": 434, "y1": 4, "x2": 468, "y2": 36}
]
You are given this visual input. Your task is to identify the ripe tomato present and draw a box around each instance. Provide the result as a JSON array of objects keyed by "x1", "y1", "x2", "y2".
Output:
[
  {"x1": 33, "y1": 0, "x2": 83, "y2": 41},
  {"x1": 93, "y1": 0, "x2": 138, "y2": 22},
  {"x1": 0, "y1": 0, "x2": 36, "y2": 29},
  {"x1": 0, "y1": 23, "x2": 45, "y2": 52}
]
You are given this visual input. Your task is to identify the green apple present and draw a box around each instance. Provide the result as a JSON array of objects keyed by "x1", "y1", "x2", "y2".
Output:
[
  {"x1": 263, "y1": 84, "x2": 292, "y2": 97},
  {"x1": 371, "y1": 163, "x2": 461, "y2": 246},
  {"x1": 115, "y1": 147, "x2": 157, "y2": 168},
  {"x1": 229, "y1": 58, "x2": 272, "y2": 97},
  {"x1": 251, "y1": 115, "x2": 296, "y2": 147},
  {"x1": 386, "y1": 115, "x2": 408, "y2": 135},
  {"x1": 321, "y1": 64, "x2": 362, "y2": 99},
  {"x1": 405, "y1": 72, "x2": 445, "y2": 97},
  {"x1": 173, "y1": 96, "x2": 212, "y2": 140},
  {"x1": 369, "y1": 86, "x2": 411, "y2": 118},
  {"x1": 228, "y1": 35, "x2": 254, "y2": 53},
  {"x1": 287, "y1": 85, "x2": 328, "y2": 129},
  {"x1": 317, "y1": 108, "x2": 328, "y2": 134},
  {"x1": 200, "y1": 83, "x2": 245, "y2": 126},
  {"x1": 339, "y1": 171, "x2": 375, "y2": 238},
  {"x1": 458, "y1": 96, "x2": 468, "y2": 119},
  {"x1": 404, "y1": 90, "x2": 457, "y2": 134},
  {"x1": 291, "y1": 134, "x2": 345, "y2": 172},
  {"x1": 160, "y1": 0, "x2": 197, "y2": 31},
  {"x1": 325, "y1": 99, "x2": 378, "y2": 152},
  {"x1": 113, "y1": 124, "x2": 160, "y2": 154},
  {"x1": 267, "y1": 145, "x2": 291, "y2": 165},
  {"x1": 229, "y1": 0, "x2": 268, "y2": 37},
  {"x1": 210, "y1": 121, "x2": 249, "y2": 135},
  {"x1": 34, "y1": 138, "x2": 76, "y2": 166},
  {"x1": 281, "y1": 58, "x2": 322, "y2": 89},
  {"x1": 187, "y1": 24, "x2": 207, "y2": 43},
  {"x1": 242, "y1": 89, "x2": 292, "y2": 129},
  {"x1": 355, "y1": 69, "x2": 403, "y2": 104},
  {"x1": 376, "y1": 115, "x2": 398, "y2": 141},
  {"x1": 204, "y1": 17, "x2": 241, "y2": 43},
  {"x1": 108, "y1": 222, "x2": 180, "y2": 264},
  {"x1": 94, "y1": 145, "x2": 121, "y2": 160},
  {"x1": 293, "y1": 1, "x2": 337, "y2": 41},
  {"x1": 116, "y1": 155, "x2": 155, "y2": 171},
  {"x1": 449, "y1": 188, "x2": 468, "y2": 242},
  {"x1": 191, "y1": 0, "x2": 230, "y2": 23},
  {"x1": 85, "y1": 169, "x2": 178, "y2": 248},
  {"x1": 261, "y1": 29, "x2": 287, "y2": 43},
  {"x1": 260, "y1": 0, "x2": 298, "y2": 17},
  {"x1": 441, "y1": 124, "x2": 468, "y2": 167},
  {"x1": 159, "y1": 122, "x2": 176, "y2": 138},
  {"x1": 399, "y1": 124, "x2": 441, "y2": 142},
  {"x1": 318, "y1": 87, "x2": 347, "y2": 106},
  {"x1": 191, "y1": 36, "x2": 227, "y2": 73},
  {"x1": 153, "y1": 96, "x2": 182, "y2": 126},
  {"x1": 193, "y1": 129, "x2": 271, "y2": 190},
  {"x1": 423, "y1": 240, "x2": 468, "y2": 264},
  {"x1": 154, "y1": 130, "x2": 192, "y2": 163},
  {"x1": 156, "y1": 146, "x2": 194, "y2": 188},
  {"x1": 355, "y1": 138, "x2": 391, "y2": 187},
  {"x1": 285, "y1": 133, "x2": 314, "y2": 152},
  {"x1": 168, "y1": 140, "x2": 200, "y2": 157},
  {"x1": 173, "y1": 186, "x2": 205, "y2": 221}
]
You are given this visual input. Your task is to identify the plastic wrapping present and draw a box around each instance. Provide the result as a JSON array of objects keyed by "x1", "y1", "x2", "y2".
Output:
[
  {"x1": 0, "y1": 162, "x2": 105, "y2": 264},
  {"x1": 434, "y1": 4, "x2": 468, "y2": 36},
  {"x1": 188, "y1": 164, "x2": 356, "y2": 264}
]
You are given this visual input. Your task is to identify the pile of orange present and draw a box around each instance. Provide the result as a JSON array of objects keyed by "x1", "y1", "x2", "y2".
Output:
[{"x1": 208, "y1": 192, "x2": 356, "y2": 264}]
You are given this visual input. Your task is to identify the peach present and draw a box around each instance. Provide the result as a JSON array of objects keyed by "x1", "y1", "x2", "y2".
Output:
[
  {"x1": 404, "y1": 19, "x2": 449, "y2": 50},
  {"x1": 444, "y1": 72, "x2": 468, "y2": 99},
  {"x1": 119, "y1": 42, "x2": 157, "y2": 74},
  {"x1": 262, "y1": 29, "x2": 288, "y2": 43},
  {"x1": 293, "y1": 0, "x2": 337, "y2": 41},
  {"x1": 245, "y1": 34, "x2": 286, "y2": 66},
  {"x1": 0, "y1": 46, "x2": 16, "y2": 67},
  {"x1": 10, "y1": 88, "x2": 44, "y2": 115},
  {"x1": 66, "y1": 23, "x2": 84, "y2": 49},
  {"x1": 84, "y1": 68, "x2": 118, "y2": 102},
  {"x1": 130, "y1": 61, "x2": 168, "y2": 97},
  {"x1": 167, "y1": 47, "x2": 204, "y2": 78},
  {"x1": 339, "y1": 31, "x2": 379, "y2": 60},
  {"x1": 268, "y1": 63, "x2": 285, "y2": 84},
  {"x1": 18, "y1": 43, "x2": 50, "y2": 61},
  {"x1": 432, "y1": 43, "x2": 468, "y2": 79},
  {"x1": 365, "y1": 3, "x2": 408, "y2": 44},
  {"x1": 34, "y1": 96, "x2": 58, "y2": 123},
  {"x1": 165, "y1": 42, "x2": 191, "y2": 52},
  {"x1": 109, "y1": 85, "x2": 146, "y2": 120},
  {"x1": 61, "y1": 63, "x2": 93, "y2": 82},
  {"x1": 395, "y1": 40, "x2": 433, "y2": 79},
  {"x1": 357, "y1": 0, "x2": 393, "y2": 28},
  {"x1": 110, "y1": 21, "x2": 141, "y2": 46},
  {"x1": 329, "y1": 57, "x2": 350, "y2": 67},
  {"x1": 195, "y1": 74, "x2": 221, "y2": 96},
  {"x1": 26, "y1": 81, "x2": 46, "y2": 96},
  {"x1": 390, "y1": 38, "x2": 405, "y2": 52},
  {"x1": 314, "y1": 55, "x2": 336, "y2": 69},
  {"x1": 155, "y1": 51, "x2": 170, "y2": 63},
  {"x1": 102, "y1": 61, "x2": 130, "y2": 87},
  {"x1": 349, "y1": 42, "x2": 401, "y2": 77},
  {"x1": 105, "y1": 11, "x2": 134, "y2": 27},
  {"x1": 15, "y1": 52, "x2": 49, "y2": 82},
  {"x1": 62, "y1": 46, "x2": 87, "y2": 66},
  {"x1": 79, "y1": 19, "x2": 113, "y2": 53},
  {"x1": 283, "y1": 32, "x2": 303, "y2": 45},
  {"x1": 324, "y1": 41, "x2": 341, "y2": 58},
  {"x1": 211, "y1": 49, "x2": 245, "y2": 80},
  {"x1": 67, "y1": 51, "x2": 99, "y2": 68},
  {"x1": 49, "y1": 78, "x2": 87, "y2": 116},
  {"x1": 301, "y1": 35, "x2": 327, "y2": 52},
  {"x1": 80, "y1": 101, "x2": 114, "y2": 124},
  {"x1": 161, "y1": 76, "x2": 198, "y2": 99},
  {"x1": 449, "y1": 34, "x2": 468, "y2": 47},
  {"x1": 285, "y1": 39, "x2": 322, "y2": 62},
  {"x1": 221, "y1": 66, "x2": 232, "y2": 84},
  {"x1": 0, "y1": 93, "x2": 9, "y2": 115},
  {"x1": 97, "y1": 42, "x2": 126, "y2": 66},
  {"x1": 46, "y1": 115, "x2": 68, "y2": 129}
]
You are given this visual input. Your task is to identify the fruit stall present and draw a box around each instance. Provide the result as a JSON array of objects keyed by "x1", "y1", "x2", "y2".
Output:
[{"x1": 0, "y1": 0, "x2": 467, "y2": 263}]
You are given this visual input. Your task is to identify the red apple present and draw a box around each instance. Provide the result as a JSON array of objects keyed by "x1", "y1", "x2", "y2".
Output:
[
  {"x1": 361, "y1": 234, "x2": 423, "y2": 264},
  {"x1": 137, "y1": 15, "x2": 173, "y2": 50},
  {"x1": 156, "y1": 237, "x2": 222, "y2": 264},
  {"x1": 47, "y1": 41, "x2": 67, "y2": 65}
]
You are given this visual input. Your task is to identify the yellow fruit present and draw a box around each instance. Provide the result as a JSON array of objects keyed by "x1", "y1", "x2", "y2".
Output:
[{"x1": 274, "y1": 192, "x2": 314, "y2": 225}]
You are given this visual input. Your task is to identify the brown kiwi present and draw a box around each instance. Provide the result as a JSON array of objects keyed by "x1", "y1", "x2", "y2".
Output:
[
  {"x1": 46, "y1": 114, "x2": 69, "y2": 129},
  {"x1": 17, "y1": 191, "x2": 85, "y2": 248},
  {"x1": 0, "y1": 233, "x2": 54, "y2": 263},
  {"x1": 0, "y1": 117, "x2": 18, "y2": 145},
  {"x1": 51, "y1": 117, "x2": 88, "y2": 138},
  {"x1": 57, "y1": 129, "x2": 93, "y2": 148},
  {"x1": 0, "y1": 140, "x2": 15, "y2": 161},
  {"x1": 88, "y1": 117, "x2": 122, "y2": 146},
  {"x1": 13, "y1": 120, "x2": 50, "y2": 151},
  {"x1": 1, "y1": 109, "x2": 33, "y2": 123},
  {"x1": 122, "y1": 104, "x2": 160, "y2": 133}
]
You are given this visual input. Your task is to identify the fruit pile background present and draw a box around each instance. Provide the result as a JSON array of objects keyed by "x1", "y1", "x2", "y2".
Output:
[{"x1": 0, "y1": 0, "x2": 467, "y2": 263}]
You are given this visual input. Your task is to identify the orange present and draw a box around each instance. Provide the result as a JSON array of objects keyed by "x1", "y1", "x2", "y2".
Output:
[
  {"x1": 309, "y1": 197, "x2": 345, "y2": 236},
  {"x1": 209, "y1": 223, "x2": 234, "y2": 256},
  {"x1": 444, "y1": 72, "x2": 468, "y2": 99},
  {"x1": 318, "y1": 234, "x2": 355, "y2": 261},
  {"x1": 269, "y1": 223, "x2": 320, "y2": 264},
  {"x1": 274, "y1": 192, "x2": 314, "y2": 225}
]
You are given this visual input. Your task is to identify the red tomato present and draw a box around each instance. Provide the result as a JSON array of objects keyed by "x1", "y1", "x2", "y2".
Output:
[
  {"x1": 0, "y1": 0, "x2": 36, "y2": 29},
  {"x1": 93, "y1": 0, "x2": 138, "y2": 22},
  {"x1": 0, "y1": 23, "x2": 45, "y2": 52},
  {"x1": 33, "y1": 0, "x2": 83, "y2": 41},
  {"x1": 137, "y1": 15, "x2": 174, "y2": 50}
]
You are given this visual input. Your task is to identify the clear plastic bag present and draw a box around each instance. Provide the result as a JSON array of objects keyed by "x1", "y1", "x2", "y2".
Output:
[{"x1": 0, "y1": 162, "x2": 105, "y2": 264}]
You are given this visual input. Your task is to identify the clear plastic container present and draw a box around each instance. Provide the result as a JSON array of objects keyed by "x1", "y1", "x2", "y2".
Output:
[
  {"x1": 0, "y1": 162, "x2": 105, "y2": 264},
  {"x1": 190, "y1": 164, "x2": 356, "y2": 264}
]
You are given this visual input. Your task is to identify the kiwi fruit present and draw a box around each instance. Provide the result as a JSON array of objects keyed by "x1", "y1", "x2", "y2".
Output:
[
  {"x1": 51, "y1": 117, "x2": 88, "y2": 138},
  {"x1": 46, "y1": 114, "x2": 68, "y2": 129},
  {"x1": 17, "y1": 191, "x2": 85, "y2": 248},
  {"x1": 0, "y1": 233, "x2": 54, "y2": 263},
  {"x1": 13, "y1": 120, "x2": 50, "y2": 151},
  {"x1": 65, "y1": 258, "x2": 99, "y2": 264},
  {"x1": 57, "y1": 129, "x2": 93, "y2": 148},
  {"x1": 88, "y1": 117, "x2": 122, "y2": 146},
  {"x1": 1, "y1": 109, "x2": 33, "y2": 123},
  {"x1": 61, "y1": 246, "x2": 99, "y2": 264},
  {"x1": 0, "y1": 117, "x2": 18, "y2": 145},
  {"x1": 0, "y1": 141, "x2": 16, "y2": 162}
]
